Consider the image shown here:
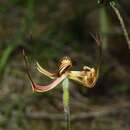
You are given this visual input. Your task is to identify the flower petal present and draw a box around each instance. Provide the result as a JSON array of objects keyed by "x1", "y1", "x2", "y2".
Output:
[
  {"x1": 31, "y1": 73, "x2": 68, "y2": 92},
  {"x1": 36, "y1": 62, "x2": 57, "y2": 79}
]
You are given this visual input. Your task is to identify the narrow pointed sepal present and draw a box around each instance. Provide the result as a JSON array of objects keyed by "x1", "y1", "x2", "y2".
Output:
[{"x1": 31, "y1": 73, "x2": 68, "y2": 93}]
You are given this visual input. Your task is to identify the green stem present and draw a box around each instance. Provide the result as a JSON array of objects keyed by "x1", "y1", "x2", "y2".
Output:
[
  {"x1": 110, "y1": 2, "x2": 130, "y2": 50},
  {"x1": 62, "y1": 78, "x2": 70, "y2": 130},
  {"x1": 99, "y1": 7, "x2": 109, "y2": 50}
]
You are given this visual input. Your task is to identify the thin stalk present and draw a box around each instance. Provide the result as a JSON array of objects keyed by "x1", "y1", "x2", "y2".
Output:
[
  {"x1": 62, "y1": 78, "x2": 70, "y2": 130},
  {"x1": 110, "y1": 2, "x2": 130, "y2": 50},
  {"x1": 99, "y1": 7, "x2": 109, "y2": 50}
]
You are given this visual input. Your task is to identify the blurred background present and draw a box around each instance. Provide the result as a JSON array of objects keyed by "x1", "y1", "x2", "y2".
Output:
[{"x1": 0, "y1": 0, "x2": 130, "y2": 130}]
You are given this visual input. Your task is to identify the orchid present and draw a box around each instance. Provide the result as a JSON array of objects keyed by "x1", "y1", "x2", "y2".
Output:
[
  {"x1": 23, "y1": 35, "x2": 102, "y2": 130},
  {"x1": 23, "y1": 35, "x2": 102, "y2": 93}
]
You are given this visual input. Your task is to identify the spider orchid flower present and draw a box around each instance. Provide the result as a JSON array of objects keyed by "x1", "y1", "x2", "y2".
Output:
[{"x1": 23, "y1": 35, "x2": 102, "y2": 92}]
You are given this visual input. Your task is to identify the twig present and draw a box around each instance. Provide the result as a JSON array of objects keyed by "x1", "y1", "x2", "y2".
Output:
[{"x1": 110, "y1": 2, "x2": 130, "y2": 50}]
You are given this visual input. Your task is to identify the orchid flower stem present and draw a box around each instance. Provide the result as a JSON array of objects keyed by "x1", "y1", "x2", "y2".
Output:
[
  {"x1": 62, "y1": 78, "x2": 70, "y2": 130},
  {"x1": 110, "y1": 2, "x2": 130, "y2": 50}
]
